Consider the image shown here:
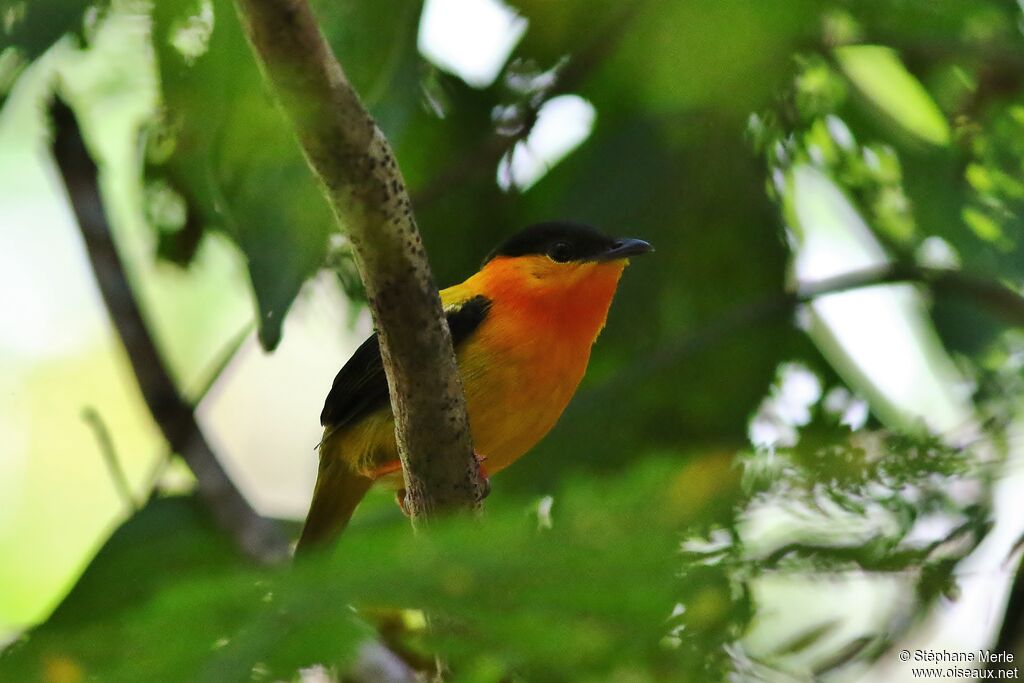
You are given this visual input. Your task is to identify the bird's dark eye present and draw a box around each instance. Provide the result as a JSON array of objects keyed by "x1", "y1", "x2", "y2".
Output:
[{"x1": 547, "y1": 241, "x2": 574, "y2": 263}]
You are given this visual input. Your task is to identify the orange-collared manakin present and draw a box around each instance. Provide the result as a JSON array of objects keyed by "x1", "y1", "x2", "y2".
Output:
[{"x1": 297, "y1": 222, "x2": 653, "y2": 551}]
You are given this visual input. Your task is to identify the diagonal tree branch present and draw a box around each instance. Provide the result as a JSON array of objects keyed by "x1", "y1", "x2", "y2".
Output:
[
  {"x1": 233, "y1": 0, "x2": 483, "y2": 520},
  {"x1": 49, "y1": 98, "x2": 289, "y2": 564}
]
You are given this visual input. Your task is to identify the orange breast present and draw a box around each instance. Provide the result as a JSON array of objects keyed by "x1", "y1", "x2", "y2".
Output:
[
  {"x1": 456, "y1": 301, "x2": 591, "y2": 473},
  {"x1": 450, "y1": 255, "x2": 628, "y2": 472}
]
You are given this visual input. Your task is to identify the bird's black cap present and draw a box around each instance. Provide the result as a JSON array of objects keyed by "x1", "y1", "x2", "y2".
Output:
[{"x1": 485, "y1": 221, "x2": 653, "y2": 265}]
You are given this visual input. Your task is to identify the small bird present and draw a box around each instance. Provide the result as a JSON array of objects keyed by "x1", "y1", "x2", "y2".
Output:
[{"x1": 297, "y1": 222, "x2": 652, "y2": 551}]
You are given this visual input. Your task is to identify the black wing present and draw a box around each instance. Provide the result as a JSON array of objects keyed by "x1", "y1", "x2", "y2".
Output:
[{"x1": 320, "y1": 295, "x2": 492, "y2": 428}]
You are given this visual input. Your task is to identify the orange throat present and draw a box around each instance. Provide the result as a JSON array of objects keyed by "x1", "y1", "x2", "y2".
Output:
[{"x1": 473, "y1": 255, "x2": 628, "y2": 347}]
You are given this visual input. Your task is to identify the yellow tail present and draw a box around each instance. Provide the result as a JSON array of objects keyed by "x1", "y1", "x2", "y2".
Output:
[{"x1": 295, "y1": 455, "x2": 373, "y2": 556}]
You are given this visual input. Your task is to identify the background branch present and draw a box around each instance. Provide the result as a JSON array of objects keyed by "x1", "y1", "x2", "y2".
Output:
[
  {"x1": 582, "y1": 262, "x2": 1024, "y2": 405},
  {"x1": 233, "y1": 0, "x2": 483, "y2": 519},
  {"x1": 49, "y1": 99, "x2": 289, "y2": 564},
  {"x1": 794, "y1": 264, "x2": 1024, "y2": 325},
  {"x1": 81, "y1": 406, "x2": 138, "y2": 511}
]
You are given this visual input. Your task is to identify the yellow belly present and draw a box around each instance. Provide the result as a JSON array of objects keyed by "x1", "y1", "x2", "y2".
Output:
[{"x1": 325, "y1": 308, "x2": 591, "y2": 485}]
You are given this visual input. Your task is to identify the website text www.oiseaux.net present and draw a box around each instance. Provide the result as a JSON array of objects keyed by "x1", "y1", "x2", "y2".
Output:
[{"x1": 900, "y1": 649, "x2": 1018, "y2": 679}]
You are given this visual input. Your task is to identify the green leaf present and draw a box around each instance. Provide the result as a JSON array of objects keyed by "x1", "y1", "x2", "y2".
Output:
[
  {"x1": 770, "y1": 620, "x2": 840, "y2": 657},
  {"x1": 834, "y1": 45, "x2": 950, "y2": 146},
  {"x1": 148, "y1": 0, "x2": 424, "y2": 349},
  {"x1": 963, "y1": 206, "x2": 1006, "y2": 245}
]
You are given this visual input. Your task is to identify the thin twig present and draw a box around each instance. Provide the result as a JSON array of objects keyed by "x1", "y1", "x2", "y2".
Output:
[
  {"x1": 49, "y1": 97, "x2": 288, "y2": 564},
  {"x1": 81, "y1": 406, "x2": 138, "y2": 511},
  {"x1": 233, "y1": 0, "x2": 482, "y2": 519}
]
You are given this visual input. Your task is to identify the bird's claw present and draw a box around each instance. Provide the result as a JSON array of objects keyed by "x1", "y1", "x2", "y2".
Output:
[
  {"x1": 475, "y1": 452, "x2": 491, "y2": 500},
  {"x1": 394, "y1": 453, "x2": 490, "y2": 514}
]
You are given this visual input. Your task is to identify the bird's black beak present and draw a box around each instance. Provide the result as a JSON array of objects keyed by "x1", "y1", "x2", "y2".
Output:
[{"x1": 598, "y1": 237, "x2": 654, "y2": 261}]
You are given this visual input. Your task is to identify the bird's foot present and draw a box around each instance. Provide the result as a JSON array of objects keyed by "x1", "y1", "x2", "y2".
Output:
[
  {"x1": 475, "y1": 453, "x2": 491, "y2": 500},
  {"x1": 394, "y1": 454, "x2": 489, "y2": 514}
]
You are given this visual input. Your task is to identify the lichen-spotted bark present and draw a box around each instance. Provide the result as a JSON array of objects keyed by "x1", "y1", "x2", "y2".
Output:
[{"x1": 234, "y1": 0, "x2": 484, "y2": 520}]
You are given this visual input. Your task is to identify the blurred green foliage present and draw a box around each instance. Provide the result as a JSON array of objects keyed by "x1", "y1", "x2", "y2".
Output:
[
  {"x1": 1, "y1": 464, "x2": 686, "y2": 681},
  {"x1": 0, "y1": 0, "x2": 99, "y2": 60},
  {"x1": 6, "y1": 0, "x2": 1024, "y2": 679},
  {"x1": 0, "y1": 415, "x2": 997, "y2": 680}
]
